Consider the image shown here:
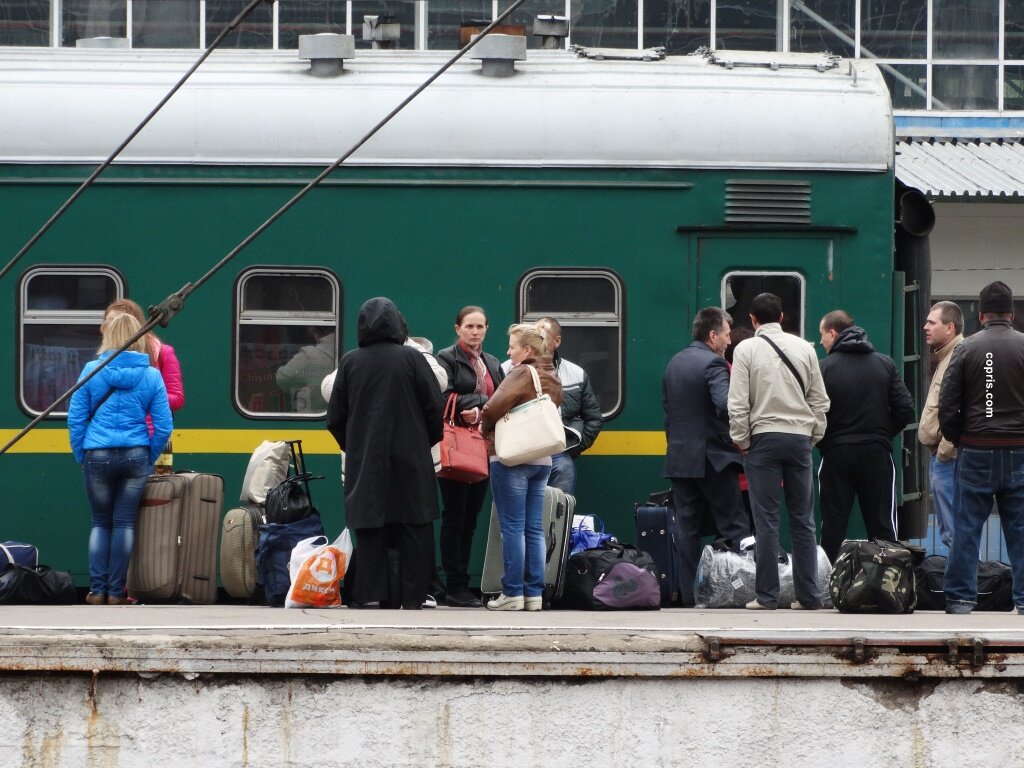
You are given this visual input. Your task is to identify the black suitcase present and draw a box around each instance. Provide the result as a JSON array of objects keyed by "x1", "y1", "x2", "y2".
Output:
[
  {"x1": 915, "y1": 555, "x2": 1014, "y2": 611},
  {"x1": 635, "y1": 503, "x2": 688, "y2": 606}
]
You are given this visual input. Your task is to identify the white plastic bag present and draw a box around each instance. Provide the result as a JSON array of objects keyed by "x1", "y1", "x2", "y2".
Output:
[
  {"x1": 284, "y1": 530, "x2": 353, "y2": 609},
  {"x1": 240, "y1": 440, "x2": 291, "y2": 504}
]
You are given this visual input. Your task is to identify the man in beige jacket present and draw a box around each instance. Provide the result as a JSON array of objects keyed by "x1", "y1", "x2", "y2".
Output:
[
  {"x1": 918, "y1": 301, "x2": 965, "y2": 548},
  {"x1": 728, "y1": 293, "x2": 830, "y2": 610}
]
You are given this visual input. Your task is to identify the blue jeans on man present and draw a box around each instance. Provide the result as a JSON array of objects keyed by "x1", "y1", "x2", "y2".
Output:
[
  {"x1": 930, "y1": 454, "x2": 956, "y2": 548},
  {"x1": 83, "y1": 446, "x2": 151, "y2": 597},
  {"x1": 489, "y1": 461, "x2": 551, "y2": 598},
  {"x1": 546, "y1": 451, "x2": 576, "y2": 496},
  {"x1": 944, "y1": 447, "x2": 1024, "y2": 612}
]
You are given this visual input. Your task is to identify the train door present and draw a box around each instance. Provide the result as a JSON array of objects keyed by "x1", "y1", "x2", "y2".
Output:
[{"x1": 692, "y1": 235, "x2": 840, "y2": 334}]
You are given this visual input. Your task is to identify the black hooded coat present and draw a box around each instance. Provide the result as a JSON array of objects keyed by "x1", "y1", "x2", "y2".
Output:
[{"x1": 326, "y1": 298, "x2": 444, "y2": 528}]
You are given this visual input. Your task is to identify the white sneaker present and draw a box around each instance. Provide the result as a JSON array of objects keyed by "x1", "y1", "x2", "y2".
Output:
[
  {"x1": 422, "y1": 595, "x2": 437, "y2": 609},
  {"x1": 524, "y1": 595, "x2": 543, "y2": 611},
  {"x1": 486, "y1": 593, "x2": 524, "y2": 611}
]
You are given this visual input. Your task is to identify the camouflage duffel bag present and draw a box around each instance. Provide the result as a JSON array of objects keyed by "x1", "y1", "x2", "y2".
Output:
[{"x1": 829, "y1": 539, "x2": 916, "y2": 614}]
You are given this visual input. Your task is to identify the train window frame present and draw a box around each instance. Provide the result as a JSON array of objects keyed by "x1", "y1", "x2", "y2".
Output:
[
  {"x1": 18, "y1": 265, "x2": 126, "y2": 419},
  {"x1": 516, "y1": 268, "x2": 625, "y2": 420},
  {"x1": 720, "y1": 270, "x2": 807, "y2": 339},
  {"x1": 233, "y1": 267, "x2": 341, "y2": 420}
]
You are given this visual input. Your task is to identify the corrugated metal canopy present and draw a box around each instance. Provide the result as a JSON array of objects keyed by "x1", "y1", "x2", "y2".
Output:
[{"x1": 896, "y1": 138, "x2": 1024, "y2": 197}]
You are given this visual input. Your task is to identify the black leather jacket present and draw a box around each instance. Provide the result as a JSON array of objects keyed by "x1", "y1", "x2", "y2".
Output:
[
  {"x1": 939, "y1": 320, "x2": 1024, "y2": 448},
  {"x1": 436, "y1": 343, "x2": 505, "y2": 420}
]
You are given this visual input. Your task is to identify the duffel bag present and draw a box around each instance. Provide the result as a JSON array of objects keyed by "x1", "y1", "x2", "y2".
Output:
[
  {"x1": 561, "y1": 542, "x2": 661, "y2": 611},
  {"x1": 915, "y1": 555, "x2": 1013, "y2": 612},
  {"x1": 829, "y1": 539, "x2": 916, "y2": 614},
  {"x1": 0, "y1": 541, "x2": 39, "y2": 574},
  {"x1": 0, "y1": 564, "x2": 76, "y2": 605},
  {"x1": 264, "y1": 472, "x2": 323, "y2": 526},
  {"x1": 255, "y1": 511, "x2": 326, "y2": 607}
]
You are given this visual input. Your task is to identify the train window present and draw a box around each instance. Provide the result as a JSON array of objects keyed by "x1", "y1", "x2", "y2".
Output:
[
  {"x1": 518, "y1": 269, "x2": 624, "y2": 419},
  {"x1": 19, "y1": 267, "x2": 124, "y2": 417},
  {"x1": 721, "y1": 271, "x2": 806, "y2": 338},
  {"x1": 235, "y1": 268, "x2": 340, "y2": 418}
]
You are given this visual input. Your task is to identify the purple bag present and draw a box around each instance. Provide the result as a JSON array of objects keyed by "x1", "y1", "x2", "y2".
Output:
[{"x1": 561, "y1": 543, "x2": 662, "y2": 610}]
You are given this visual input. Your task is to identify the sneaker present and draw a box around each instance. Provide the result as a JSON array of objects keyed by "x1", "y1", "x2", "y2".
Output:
[
  {"x1": 486, "y1": 593, "x2": 524, "y2": 611},
  {"x1": 85, "y1": 592, "x2": 106, "y2": 606},
  {"x1": 791, "y1": 601, "x2": 822, "y2": 610},
  {"x1": 422, "y1": 595, "x2": 438, "y2": 609},
  {"x1": 524, "y1": 595, "x2": 543, "y2": 612},
  {"x1": 946, "y1": 601, "x2": 973, "y2": 615},
  {"x1": 745, "y1": 599, "x2": 775, "y2": 610}
]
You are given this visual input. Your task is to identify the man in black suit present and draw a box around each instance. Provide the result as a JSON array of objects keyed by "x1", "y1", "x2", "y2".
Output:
[{"x1": 663, "y1": 307, "x2": 752, "y2": 606}]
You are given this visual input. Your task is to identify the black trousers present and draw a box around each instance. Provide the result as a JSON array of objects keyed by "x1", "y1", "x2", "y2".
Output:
[
  {"x1": 351, "y1": 523, "x2": 433, "y2": 609},
  {"x1": 437, "y1": 477, "x2": 489, "y2": 592},
  {"x1": 818, "y1": 442, "x2": 898, "y2": 564},
  {"x1": 671, "y1": 462, "x2": 750, "y2": 607}
]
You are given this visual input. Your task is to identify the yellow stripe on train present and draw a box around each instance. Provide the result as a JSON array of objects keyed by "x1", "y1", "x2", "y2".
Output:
[{"x1": 0, "y1": 429, "x2": 668, "y2": 456}]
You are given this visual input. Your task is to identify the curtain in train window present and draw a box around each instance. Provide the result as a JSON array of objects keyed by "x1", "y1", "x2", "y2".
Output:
[
  {"x1": 519, "y1": 269, "x2": 624, "y2": 419},
  {"x1": 20, "y1": 268, "x2": 123, "y2": 416},
  {"x1": 235, "y1": 269, "x2": 340, "y2": 418}
]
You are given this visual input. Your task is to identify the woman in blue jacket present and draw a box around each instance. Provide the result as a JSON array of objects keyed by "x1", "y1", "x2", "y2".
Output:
[{"x1": 68, "y1": 313, "x2": 173, "y2": 605}]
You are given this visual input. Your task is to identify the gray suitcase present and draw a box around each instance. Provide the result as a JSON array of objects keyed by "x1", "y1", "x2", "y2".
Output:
[
  {"x1": 220, "y1": 504, "x2": 262, "y2": 599},
  {"x1": 481, "y1": 486, "x2": 575, "y2": 605},
  {"x1": 127, "y1": 472, "x2": 224, "y2": 604}
]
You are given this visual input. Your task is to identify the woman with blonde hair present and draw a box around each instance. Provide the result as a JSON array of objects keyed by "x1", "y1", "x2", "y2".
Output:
[
  {"x1": 68, "y1": 313, "x2": 173, "y2": 605},
  {"x1": 104, "y1": 299, "x2": 184, "y2": 411},
  {"x1": 481, "y1": 323, "x2": 563, "y2": 611}
]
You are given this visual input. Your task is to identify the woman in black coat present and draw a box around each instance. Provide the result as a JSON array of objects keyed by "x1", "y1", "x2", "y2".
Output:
[
  {"x1": 435, "y1": 306, "x2": 505, "y2": 607},
  {"x1": 326, "y1": 297, "x2": 444, "y2": 609}
]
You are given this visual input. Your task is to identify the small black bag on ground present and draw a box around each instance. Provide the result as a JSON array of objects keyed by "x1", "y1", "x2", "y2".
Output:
[
  {"x1": 915, "y1": 555, "x2": 1013, "y2": 611},
  {"x1": 0, "y1": 564, "x2": 76, "y2": 604},
  {"x1": 829, "y1": 539, "x2": 916, "y2": 614},
  {"x1": 264, "y1": 472, "x2": 323, "y2": 526},
  {"x1": 560, "y1": 542, "x2": 661, "y2": 610}
]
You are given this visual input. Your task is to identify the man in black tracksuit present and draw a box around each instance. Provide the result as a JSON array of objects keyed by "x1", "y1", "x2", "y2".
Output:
[{"x1": 816, "y1": 310, "x2": 915, "y2": 563}]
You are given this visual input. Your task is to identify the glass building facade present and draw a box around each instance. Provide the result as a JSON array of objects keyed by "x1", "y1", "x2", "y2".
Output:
[{"x1": 0, "y1": 0, "x2": 1019, "y2": 111}]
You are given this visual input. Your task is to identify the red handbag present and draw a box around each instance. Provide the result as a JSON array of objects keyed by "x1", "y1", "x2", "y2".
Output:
[{"x1": 437, "y1": 394, "x2": 489, "y2": 483}]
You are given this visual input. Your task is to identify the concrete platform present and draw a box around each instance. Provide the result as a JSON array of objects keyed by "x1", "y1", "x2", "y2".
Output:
[
  {"x1": 2, "y1": 603, "x2": 1023, "y2": 679},
  {"x1": 4, "y1": 605, "x2": 1024, "y2": 767}
]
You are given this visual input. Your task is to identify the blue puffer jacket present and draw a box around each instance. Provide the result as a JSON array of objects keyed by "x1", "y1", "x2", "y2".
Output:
[{"x1": 67, "y1": 350, "x2": 173, "y2": 465}]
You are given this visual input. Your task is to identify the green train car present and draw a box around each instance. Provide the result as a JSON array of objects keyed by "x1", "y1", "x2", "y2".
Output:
[{"x1": 0, "y1": 45, "x2": 927, "y2": 584}]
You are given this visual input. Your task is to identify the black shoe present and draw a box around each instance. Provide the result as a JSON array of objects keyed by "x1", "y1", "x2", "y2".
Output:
[
  {"x1": 446, "y1": 589, "x2": 482, "y2": 608},
  {"x1": 348, "y1": 601, "x2": 381, "y2": 609}
]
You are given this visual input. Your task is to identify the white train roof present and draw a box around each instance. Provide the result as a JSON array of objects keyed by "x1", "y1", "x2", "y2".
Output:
[{"x1": 0, "y1": 47, "x2": 893, "y2": 171}]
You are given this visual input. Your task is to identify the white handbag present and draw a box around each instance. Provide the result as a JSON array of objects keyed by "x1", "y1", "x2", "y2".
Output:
[{"x1": 494, "y1": 364, "x2": 566, "y2": 466}]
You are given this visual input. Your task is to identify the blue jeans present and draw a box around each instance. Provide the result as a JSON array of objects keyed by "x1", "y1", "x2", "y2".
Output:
[
  {"x1": 930, "y1": 454, "x2": 957, "y2": 548},
  {"x1": 945, "y1": 447, "x2": 1024, "y2": 610},
  {"x1": 490, "y1": 461, "x2": 551, "y2": 598},
  {"x1": 83, "y1": 446, "x2": 151, "y2": 596},
  {"x1": 547, "y1": 452, "x2": 576, "y2": 496}
]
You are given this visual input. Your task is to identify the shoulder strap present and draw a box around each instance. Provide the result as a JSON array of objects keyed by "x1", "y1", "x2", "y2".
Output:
[
  {"x1": 760, "y1": 335, "x2": 807, "y2": 395},
  {"x1": 525, "y1": 364, "x2": 542, "y2": 398},
  {"x1": 87, "y1": 388, "x2": 115, "y2": 423}
]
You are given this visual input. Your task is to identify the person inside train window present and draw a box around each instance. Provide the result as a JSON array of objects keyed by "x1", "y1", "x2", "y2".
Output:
[
  {"x1": 326, "y1": 297, "x2": 443, "y2": 610},
  {"x1": 105, "y1": 299, "x2": 184, "y2": 473},
  {"x1": 435, "y1": 306, "x2": 505, "y2": 608},
  {"x1": 501, "y1": 317, "x2": 602, "y2": 496},
  {"x1": 481, "y1": 323, "x2": 563, "y2": 611},
  {"x1": 275, "y1": 325, "x2": 336, "y2": 413},
  {"x1": 68, "y1": 313, "x2": 172, "y2": 606}
]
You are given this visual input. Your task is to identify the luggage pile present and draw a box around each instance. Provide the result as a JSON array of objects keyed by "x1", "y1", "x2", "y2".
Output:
[
  {"x1": 0, "y1": 541, "x2": 76, "y2": 605},
  {"x1": 694, "y1": 544, "x2": 832, "y2": 609}
]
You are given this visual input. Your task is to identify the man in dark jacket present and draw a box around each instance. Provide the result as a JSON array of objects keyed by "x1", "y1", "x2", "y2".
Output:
[
  {"x1": 817, "y1": 310, "x2": 915, "y2": 563},
  {"x1": 326, "y1": 297, "x2": 444, "y2": 609},
  {"x1": 663, "y1": 307, "x2": 751, "y2": 606},
  {"x1": 939, "y1": 281, "x2": 1024, "y2": 615}
]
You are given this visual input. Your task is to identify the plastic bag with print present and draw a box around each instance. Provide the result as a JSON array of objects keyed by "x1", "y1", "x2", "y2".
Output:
[{"x1": 284, "y1": 529, "x2": 352, "y2": 609}]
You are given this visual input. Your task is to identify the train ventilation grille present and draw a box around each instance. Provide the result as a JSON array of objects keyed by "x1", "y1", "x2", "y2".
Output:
[{"x1": 725, "y1": 180, "x2": 811, "y2": 225}]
